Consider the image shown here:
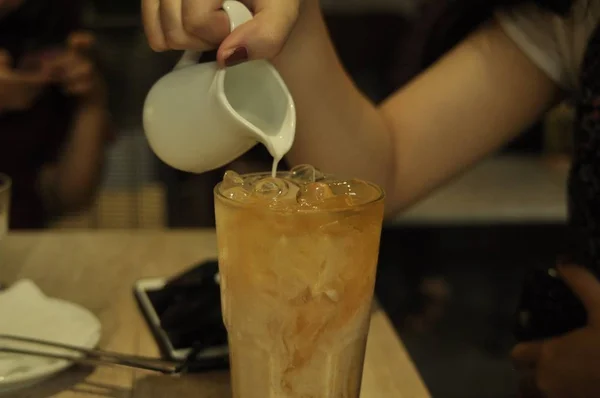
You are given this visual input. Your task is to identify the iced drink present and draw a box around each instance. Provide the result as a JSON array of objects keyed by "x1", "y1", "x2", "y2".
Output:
[{"x1": 214, "y1": 165, "x2": 385, "y2": 398}]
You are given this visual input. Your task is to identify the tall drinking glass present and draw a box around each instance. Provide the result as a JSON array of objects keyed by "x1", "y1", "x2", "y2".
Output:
[
  {"x1": 0, "y1": 173, "x2": 11, "y2": 239},
  {"x1": 214, "y1": 166, "x2": 385, "y2": 398}
]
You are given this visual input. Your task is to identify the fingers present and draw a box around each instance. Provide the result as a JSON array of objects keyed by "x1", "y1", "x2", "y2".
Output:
[
  {"x1": 218, "y1": 0, "x2": 299, "y2": 66},
  {"x1": 141, "y1": 0, "x2": 300, "y2": 63},
  {"x1": 512, "y1": 340, "x2": 552, "y2": 397},
  {"x1": 512, "y1": 341, "x2": 544, "y2": 366},
  {"x1": 181, "y1": 0, "x2": 229, "y2": 47},
  {"x1": 142, "y1": 0, "x2": 167, "y2": 50},
  {"x1": 159, "y1": 0, "x2": 186, "y2": 47},
  {"x1": 143, "y1": 0, "x2": 228, "y2": 51},
  {"x1": 516, "y1": 367, "x2": 545, "y2": 398},
  {"x1": 12, "y1": 62, "x2": 51, "y2": 85},
  {"x1": 43, "y1": 51, "x2": 97, "y2": 96},
  {"x1": 558, "y1": 265, "x2": 600, "y2": 322},
  {"x1": 0, "y1": 50, "x2": 48, "y2": 111},
  {"x1": 62, "y1": 58, "x2": 94, "y2": 95},
  {"x1": 68, "y1": 31, "x2": 95, "y2": 52}
]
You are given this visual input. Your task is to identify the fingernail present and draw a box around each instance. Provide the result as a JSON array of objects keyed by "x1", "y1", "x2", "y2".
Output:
[{"x1": 224, "y1": 47, "x2": 248, "y2": 67}]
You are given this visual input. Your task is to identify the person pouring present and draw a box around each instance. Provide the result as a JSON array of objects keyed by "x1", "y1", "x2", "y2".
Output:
[{"x1": 141, "y1": 0, "x2": 600, "y2": 396}]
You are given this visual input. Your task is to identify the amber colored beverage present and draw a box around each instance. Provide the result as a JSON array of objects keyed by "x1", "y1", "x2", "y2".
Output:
[{"x1": 214, "y1": 165, "x2": 385, "y2": 398}]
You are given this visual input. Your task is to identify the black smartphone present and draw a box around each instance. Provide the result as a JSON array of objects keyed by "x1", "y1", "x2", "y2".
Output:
[
  {"x1": 133, "y1": 260, "x2": 229, "y2": 371},
  {"x1": 514, "y1": 266, "x2": 587, "y2": 342}
]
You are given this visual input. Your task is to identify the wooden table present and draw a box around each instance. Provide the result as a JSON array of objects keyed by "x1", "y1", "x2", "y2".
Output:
[{"x1": 1, "y1": 231, "x2": 430, "y2": 398}]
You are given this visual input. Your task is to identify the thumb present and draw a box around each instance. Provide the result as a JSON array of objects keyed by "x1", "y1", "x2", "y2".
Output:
[
  {"x1": 68, "y1": 31, "x2": 95, "y2": 52},
  {"x1": 559, "y1": 265, "x2": 600, "y2": 323},
  {"x1": 511, "y1": 341, "x2": 544, "y2": 365},
  {"x1": 217, "y1": 3, "x2": 299, "y2": 67},
  {"x1": 0, "y1": 49, "x2": 46, "y2": 85}
]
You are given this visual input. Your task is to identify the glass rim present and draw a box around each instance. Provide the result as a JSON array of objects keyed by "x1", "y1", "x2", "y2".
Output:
[
  {"x1": 214, "y1": 171, "x2": 385, "y2": 213},
  {"x1": 0, "y1": 173, "x2": 11, "y2": 194}
]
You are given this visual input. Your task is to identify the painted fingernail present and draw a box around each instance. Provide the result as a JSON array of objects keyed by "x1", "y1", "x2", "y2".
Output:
[{"x1": 225, "y1": 47, "x2": 248, "y2": 67}]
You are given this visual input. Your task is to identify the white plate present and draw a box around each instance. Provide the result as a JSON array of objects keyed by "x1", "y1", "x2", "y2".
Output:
[{"x1": 0, "y1": 280, "x2": 101, "y2": 394}]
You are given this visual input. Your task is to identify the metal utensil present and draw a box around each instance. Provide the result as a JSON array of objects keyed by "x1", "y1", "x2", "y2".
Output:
[{"x1": 0, "y1": 334, "x2": 191, "y2": 375}]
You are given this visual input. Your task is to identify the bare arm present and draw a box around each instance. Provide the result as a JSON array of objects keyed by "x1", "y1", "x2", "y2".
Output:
[
  {"x1": 39, "y1": 100, "x2": 112, "y2": 216},
  {"x1": 276, "y1": 0, "x2": 562, "y2": 215},
  {"x1": 37, "y1": 32, "x2": 114, "y2": 218}
]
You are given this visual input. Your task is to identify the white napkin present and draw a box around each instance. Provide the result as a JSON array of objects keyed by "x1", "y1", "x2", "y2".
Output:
[{"x1": 0, "y1": 280, "x2": 101, "y2": 379}]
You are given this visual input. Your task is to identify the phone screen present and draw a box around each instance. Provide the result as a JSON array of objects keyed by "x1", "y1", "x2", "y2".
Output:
[{"x1": 136, "y1": 261, "x2": 228, "y2": 355}]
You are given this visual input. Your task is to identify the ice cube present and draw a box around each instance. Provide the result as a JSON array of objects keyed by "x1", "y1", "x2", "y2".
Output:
[
  {"x1": 330, "y1": 179, "x2": 381, "y2": 205},
  {"x1": 252, "y1": 177, "x2": 289, "y2": 200},
  {"x1": 328, "y1": 180, "x2": 352, "y2": 197},
  {"x1": 296, "y1": 182, "x2": 335, "y2": 207},
  {"x1": 297, "y1": 182, "x2": 353, "y2": 210},
  {"x1": 221, "y1": 170, "x2": 244, "y2": 190},
  {"x1": 324, "y1": 289, "x2": 339, "y2": 303},
  {"x1": 291, "y1": 164, "x2": 324, "y2": 183},
  {"x1": 289, "y1": 287, "x2": 312, "y2": 306},
  {"x1": 223, "y1": 186, "x2": 251, "y2": 201},
  {"x1": 242, "y1": 174, "x2": 264, "y2": 190}
]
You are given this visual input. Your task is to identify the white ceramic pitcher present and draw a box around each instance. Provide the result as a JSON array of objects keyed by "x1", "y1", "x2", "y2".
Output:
[{"x1": 143, "y1": 0, "x2": 296, "y2": 174}]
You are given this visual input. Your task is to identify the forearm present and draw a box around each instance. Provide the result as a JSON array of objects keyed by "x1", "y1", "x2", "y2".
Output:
[
  {"x1": 40, "y1": 101, "x2": 112, "y2": 215},
  {"x1": 274, "y1": 0, "x2": 396, "y2": 193}
]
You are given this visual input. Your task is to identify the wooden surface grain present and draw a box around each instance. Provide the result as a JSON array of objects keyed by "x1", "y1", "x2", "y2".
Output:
[{"x1": 1, "y1": 231, "x2": 430, "y2": 397}]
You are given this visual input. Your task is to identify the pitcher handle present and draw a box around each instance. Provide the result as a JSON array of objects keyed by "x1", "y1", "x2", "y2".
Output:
[{"x1": 173, "y1": 0, "x2": 254, "y2": 70}]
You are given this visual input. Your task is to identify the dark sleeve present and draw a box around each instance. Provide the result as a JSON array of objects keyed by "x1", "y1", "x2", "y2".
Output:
[
  {"x1": 0, "y1": 0, "x2": 85, "y2": 62},
  {"x1": 46, "y1": 0, "x2": 84, "y2": 41},
  {"x1": 9, "y1": 171, "x2": 47, "y2": 229},
  {"x1": 41, "y1": 0, "x2": 84, "y2": 163},
  {"x1": 27, "y1": 0, "x2": 84, "y2": 42},
  {"x1": 60, "y1": 0, "x2": 84, "y2": 33}
]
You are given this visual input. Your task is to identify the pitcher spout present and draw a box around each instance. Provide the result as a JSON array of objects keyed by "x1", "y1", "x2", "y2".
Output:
[{"x1": 217, "y1": 60, "x2": 296, "y2": 161}]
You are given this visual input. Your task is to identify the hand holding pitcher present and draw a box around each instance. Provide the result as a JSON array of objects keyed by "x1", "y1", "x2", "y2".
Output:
[{"x1": 141, "y1": 0, "x2": 302, "y2": 66}]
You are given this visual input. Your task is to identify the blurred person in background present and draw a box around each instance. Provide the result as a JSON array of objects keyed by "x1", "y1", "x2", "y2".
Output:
[
  {"x1": 144, "y1": 0, "x2": 600, "y2": 396},
  {"x1": 0, "y1": 0, "x2": 113, "y2": 229}
]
